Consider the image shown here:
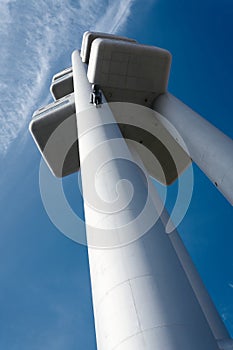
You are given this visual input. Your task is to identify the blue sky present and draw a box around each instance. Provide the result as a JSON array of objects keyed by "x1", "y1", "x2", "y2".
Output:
[{"x1": 0, "y1": 0, "x2": 232, "y2": 349}]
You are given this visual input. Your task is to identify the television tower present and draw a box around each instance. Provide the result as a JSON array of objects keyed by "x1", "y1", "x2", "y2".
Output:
[{"x1": 30, "y1": 32, "x2": 233, "y2": 350}]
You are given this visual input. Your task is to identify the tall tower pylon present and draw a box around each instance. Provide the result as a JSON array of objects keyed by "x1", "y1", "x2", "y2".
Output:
[{"x1": 29, "y1": 31, "x2": 233, "y2": 350}]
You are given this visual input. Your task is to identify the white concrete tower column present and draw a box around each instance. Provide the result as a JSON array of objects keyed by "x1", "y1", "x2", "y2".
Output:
[
  {"x1": 72, "y1": 50, "x2": 220, "y2": 350},
  {"x1": 153, "y1": 93, "x2": 233, "y2": 204}
]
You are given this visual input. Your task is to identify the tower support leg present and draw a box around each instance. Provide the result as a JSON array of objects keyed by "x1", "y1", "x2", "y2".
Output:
[
  {"x1": 153, "y1": 93, "x2": 233, "y2": 205},
  {"x1": 72, "y1": 50, "x2": 220, "y2": 350}
]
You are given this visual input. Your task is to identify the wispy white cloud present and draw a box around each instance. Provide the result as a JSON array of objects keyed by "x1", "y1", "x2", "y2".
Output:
[
  {"x1": 0, "y1": 0, "x2": 14, "y2": 31},
  {"x1": 93, "y1": 0, "x2": 135, "y2": 33},
  {"x1": 0, "y1": 0, "x2": 137, "y2": 155}
]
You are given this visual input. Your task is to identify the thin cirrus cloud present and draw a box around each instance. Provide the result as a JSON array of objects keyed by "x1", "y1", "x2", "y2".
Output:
[{"x1": 0, "y1": 0, "x2": 136, "y2": 156}]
